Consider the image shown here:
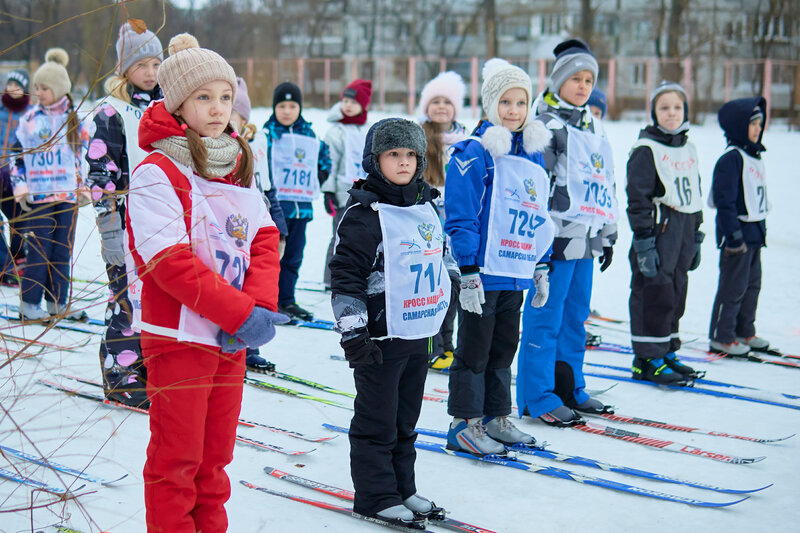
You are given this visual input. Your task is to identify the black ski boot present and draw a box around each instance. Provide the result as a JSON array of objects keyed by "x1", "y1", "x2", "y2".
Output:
[
  {"x1": 537, "y1": 405, "x2": 585, "y2": 427},
  {"x1": 632, "y1": 356, "x2": 689, "y2": 385},
  {"x1": 278, "y1": 302, "x2": 314, "y2": 322},
  {"x1": 245, "y1": 349, "x2": 276, "y2": 373},
  {"x1": 585, "y1": 331, "x2": 602, "y2": 347},
  {"x1": 664, "y1": 352, "x2": 705, "y2": 379},
  {"x1": 106, "y1": 377, "x2": 150, "y2": 409}
]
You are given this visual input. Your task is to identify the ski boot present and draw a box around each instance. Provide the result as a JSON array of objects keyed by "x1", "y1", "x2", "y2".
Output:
[
  {"x1": 537, "y1": 405, "x2": 585, "y2": 427},
  {"x1": 632, "y1": 356, "x2": 690, "y2": 385},
  {"x1": 483, "y1": 415, "x2": 536, "y2": 447},
  {"x1": 18, "y1": 302, "x2": 51, "y2": 323},
  {"x1": 245, "y1": 349, "x2": 276, "y2": 373},
  {"x1": 278, "y1": 302, "x2": 314, "y2": 322},
  {"x1": 573, "y1": 397, "x2": 614, "y2": 415},
  {"x1": 403, "y1": 494, "x2": 446, "y2": 521},
  {"x1": 709, "y1": 340, "x2": 750, "y2": 357},
  {"x1": 106, "y1": 376, "x2": 150, "y2": 409},
  {"x1": 446, "y1": 418, "x2": 506, "y2": 456},
  {"x1": 736, "y1": 336, "x2": 771, "y2": 353},
  {"x1": 664, "y1": 352, "x2": 705, "y2": 379},
  {"x1": 374, "y1": 504, "x2": 427, "y2": 530},
  {"x1": 585, "y1": 331, "x2": 602, "y2": 347},
  {"x1": 47, "y1": 300, "x2": 89, "y2": 322},
  {"x1": 428, "y1": 351, "x2": 453, "y2": 371}
]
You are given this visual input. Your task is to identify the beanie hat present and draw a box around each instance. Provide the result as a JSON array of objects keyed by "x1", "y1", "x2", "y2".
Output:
[
  {"x1": 481, "y1": 58, "x2": 532, "y2": 129},
  {"x1": 749, "y1": 106, "x2": 763, "y2": 124},
  {"x1": 6, "y1": 69, "x2": 30, "y2": 93},
  {"x1": 342, "y1": 78, "x2": 372, "y2": 110},
  {"x1": 362, "y1": 118, "x2": 427, "y2": 182},
  {"x1": 549, "y1": 39, "x2": 598, "y2": 94},
  {"x1": 650, "y1": 80, "x2": 688, "y2": 126},
  {"x1": 116, "y1": 20, "x2": 163, "y2": 76},
  {"x1": 156, "y1": 33, "x2": 237, "y2": 114},
  {"x1": 418, "y1": 71, "x2": 465, "y2": 122},
  {"x1": 587, "y1": 87, "x2": 607, "y2": 118},
  {"x1": 232, "y1": 77, "x2": 251, "y2": 122},
  {"x1": 33, "y1": 48, "x2": 71, "y2": 101},
  {"x1": 273, "y1": 81, "x2": 302, "y2": 113}
]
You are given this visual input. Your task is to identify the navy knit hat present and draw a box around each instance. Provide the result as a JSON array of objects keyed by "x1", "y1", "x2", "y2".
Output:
[
  {"x1": 587, "y1": 87, "x2": 607, "y2": 118},
  {"x1": 549, "y1": 39, "x2": 598, "y2": 93},
  {"x1": 6, "y1": 69, "x2": 29, "y2": 93},
  {"x1": 273, "y1": 81, "x2": 302, "y2": 112}
]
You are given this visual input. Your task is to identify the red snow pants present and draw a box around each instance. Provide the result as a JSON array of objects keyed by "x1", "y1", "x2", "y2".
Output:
[{"x1": 142, "y1": 341, "x2": 245, "y2": 533}]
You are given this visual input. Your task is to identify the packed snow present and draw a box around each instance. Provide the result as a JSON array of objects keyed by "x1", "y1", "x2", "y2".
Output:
[{"x1": 1, "y1": 107, "x2": 798, "y2": 533}]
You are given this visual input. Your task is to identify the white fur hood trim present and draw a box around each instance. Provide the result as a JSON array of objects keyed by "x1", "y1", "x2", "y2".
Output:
[{"x1": 480, "y1": 121, "x2": 553, "y2": 159}]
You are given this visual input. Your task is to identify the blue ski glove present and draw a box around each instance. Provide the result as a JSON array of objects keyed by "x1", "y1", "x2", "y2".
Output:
[
  {"x1": 632, "y1": 236, "x2": 659, "y2": 278},
  {"x1": 217, "y1": 306, "x2": 291, "y2": 353}
]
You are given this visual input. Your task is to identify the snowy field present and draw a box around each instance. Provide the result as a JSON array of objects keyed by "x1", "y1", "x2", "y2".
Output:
[{"x1": 1, "y1": 107, "x2": 799, "y2": 533}]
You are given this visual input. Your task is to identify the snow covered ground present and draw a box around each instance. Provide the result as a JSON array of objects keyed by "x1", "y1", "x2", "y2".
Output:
[{"x1": 1, "y1": 108, "x2": 799, "y2": 533}]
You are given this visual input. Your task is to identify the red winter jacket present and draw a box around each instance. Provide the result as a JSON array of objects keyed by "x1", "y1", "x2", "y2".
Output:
[{"x1": 127, "y1": 101, "x2": 280, "y2": 353}]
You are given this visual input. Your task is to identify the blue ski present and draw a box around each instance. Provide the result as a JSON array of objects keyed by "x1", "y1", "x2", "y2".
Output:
[
  {"x1": 0, "y1": 444, "x2": 127, "y2": 485},
  {"x1": 321, "y1": 424, "x2": 749, "y2": 507},
  {"x1": 0, "y1": 466, "x2": 84, "y2": 494}
]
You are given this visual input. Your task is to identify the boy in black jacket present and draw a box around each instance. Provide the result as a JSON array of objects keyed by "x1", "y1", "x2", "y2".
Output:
[
  {"x1": 708, "y1": 97, "x2": 769, "y2": 355},
  {"x1": 330, "y1": 118, "x2": 449, "y2": 529}
]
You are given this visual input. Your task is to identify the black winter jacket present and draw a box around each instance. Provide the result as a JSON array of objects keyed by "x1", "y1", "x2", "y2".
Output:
[
  {"x1": 711, "y1": 96, "x2": 767, "y2": 248},
  {"x1": 626, "y1": 125, "x2": 703, "y2": 239},
  {"x1": 330, "y1": 174, "x2": 437, "y2": 340}
]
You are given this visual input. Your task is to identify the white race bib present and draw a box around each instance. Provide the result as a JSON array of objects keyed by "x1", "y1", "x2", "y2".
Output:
[
  {"x1": 556, "y1": 125, "x2": 618, "y2": 233},
  {"x1": 250, "y1": 130, "x2": 271, "y2": 192},
  {"x1": 379, "y1": 203, "x2": 450, "y2": 339},
  {"x1": 103, "y1": 96, "x2": 148, "y2": 171},
  {"x1": 272, "y1": 133, "x2": 320, "y2": 202},
  {"x1": 736, "y1": 147, "x2": 769, "y2": 222},
  {"x1": 341, "y1": 126, "x2": 367, "y2": 186},
  {"x1": 630, "y1": 138, "x2": 702, "y2": 214},
  {"x1": 22, "y1": 143, "x2": 78, "y2": 197},
  {"x1": 482, "y1": 154, "x2": 554, "y2": 278}
]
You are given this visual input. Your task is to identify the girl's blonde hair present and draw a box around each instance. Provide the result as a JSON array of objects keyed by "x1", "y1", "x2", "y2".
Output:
[
  {"x1": 421, "y1": 121, "x2": 445, "y2": 188},
  {"x1": 104, "y1": 74, "x2": 131, "y2": 103},
  {"x1": 178, "y1": 117, "x2": 253, "y2": 187}
]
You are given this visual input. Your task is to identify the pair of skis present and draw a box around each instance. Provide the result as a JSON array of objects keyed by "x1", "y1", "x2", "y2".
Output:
[
  {"x1": 321, "y1": 424, "x2": 753, "y2": 508},
  {"x1": 244, "y1": 466, "x2": 498, "y2": 533},
  {"x1": 39, "y1": 377, "x2": 332, "y2": 454}
]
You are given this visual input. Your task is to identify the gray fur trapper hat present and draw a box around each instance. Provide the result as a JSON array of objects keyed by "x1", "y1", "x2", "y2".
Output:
[{"x1": 362, "y1": 118, "x2": 427, "y2": 181}]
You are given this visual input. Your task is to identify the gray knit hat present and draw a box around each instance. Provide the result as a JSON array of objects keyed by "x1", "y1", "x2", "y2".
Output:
[
  {"x1": 33, "y1": 48, "x2": 71, "y2": 101},
  {"x1": 116, "y1": 21, "x2": 164, "y2": 76},
  {"x1": 650, "y1": 80, "x2": 687, "y2": 125},
  {"x1": 362, "y1": 118, "x2": 427, "y2": 181},
  {"x1": 156, "y1": 33, "x2": 237, "y2": 113},
  {"x1": 549, "y1": 39, "x2": 598, "y2": 94},
  {"x1": 481, "y1": 58, "x2": 532, "y2": 129}
]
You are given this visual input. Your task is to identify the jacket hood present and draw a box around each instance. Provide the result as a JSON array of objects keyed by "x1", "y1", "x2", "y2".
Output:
[
  {"x1": 138, "y1": 100, "x2": 184, "y2": 151},
  {"x1": 349, "y1": 173, "x2": 435, "y2": 209},
  {"x1": 718, "y1": 96, "x2": 766, "y2": 154},
  {"x1": 637, "y1": 124, "x2": 688, "y2": 148}
]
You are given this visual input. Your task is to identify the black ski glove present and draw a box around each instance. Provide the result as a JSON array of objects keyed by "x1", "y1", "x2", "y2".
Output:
[
  {"x1": 323, "y1": 192, "x2": 339, "y2": 216},
  {"x1": 340, "y1": 329, "x2": 382, "y2": 368},
  {"x1": 688, "y1": 231, "x2": 704, "y2": 271},
  {"x1": 632, "y1": 236, "x2": 659, "y2": 278},
  {"x1": 598, "y1": 246, "x2": 613, "y2": 272}
]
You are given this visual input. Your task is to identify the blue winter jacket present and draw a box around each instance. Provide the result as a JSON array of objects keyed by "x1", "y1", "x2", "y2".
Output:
[
  {"x1": 444, "y1": 120, "x2": 547, "y2": 291},
  {"x1": 711, "y1": 96, "x2": 767, "y2": 248},
  {"x1": 0, "y1": 96, "x2": 31, "y2": 170},
  {"x1": 263, "y1": 114, "x2": 331, "y2": 220}
]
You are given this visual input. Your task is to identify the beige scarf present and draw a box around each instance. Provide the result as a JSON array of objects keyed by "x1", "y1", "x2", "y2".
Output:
[{"x1": 152, "y1": 133, "x2": 240, "y2": 178}]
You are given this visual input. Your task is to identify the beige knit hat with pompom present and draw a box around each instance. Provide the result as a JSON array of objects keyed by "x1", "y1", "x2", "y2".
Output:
[
  {"x1": 156, "y1": 33, "x2": 236, "y2": 113},
  {"x1": 33, "y1": 48, "x2": 71, "y2": 101}
]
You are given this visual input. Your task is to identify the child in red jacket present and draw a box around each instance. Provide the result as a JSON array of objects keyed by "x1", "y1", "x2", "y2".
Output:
[{"x1": 126, "y1": 33, "x2": 285, "y2": 533}]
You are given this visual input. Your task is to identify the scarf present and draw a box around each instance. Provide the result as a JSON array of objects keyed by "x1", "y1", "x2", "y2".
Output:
[{"x1": 152, "y1": 132, "x2": 240, "y2": 178}]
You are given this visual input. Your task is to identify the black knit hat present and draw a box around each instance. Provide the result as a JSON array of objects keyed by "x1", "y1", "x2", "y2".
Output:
[
  {"x1": 6, "y1": 69, "x2": 29, "y2": 93},
  {"x1": 273, "y1": 81, "x2": 302, "y2": 112}
]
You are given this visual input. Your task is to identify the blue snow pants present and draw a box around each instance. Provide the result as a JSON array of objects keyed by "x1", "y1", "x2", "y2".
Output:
[{"x1": 516, "y1": 258, "x2": 593, "y2": 418}]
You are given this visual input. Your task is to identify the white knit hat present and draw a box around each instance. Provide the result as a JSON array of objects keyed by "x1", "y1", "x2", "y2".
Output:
[
  {"x1": 156, "y1": 33, "x2": 237, "y2": 113},
  {"x1": 33, "y1": 48, "x2": 71, "y2": 101},
  {"x1": 418, "y1": 71, "x2": 466, "y2": 122},
  {"x1": 480, "y1": 58, "x2": 532, "y2": 129}
]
